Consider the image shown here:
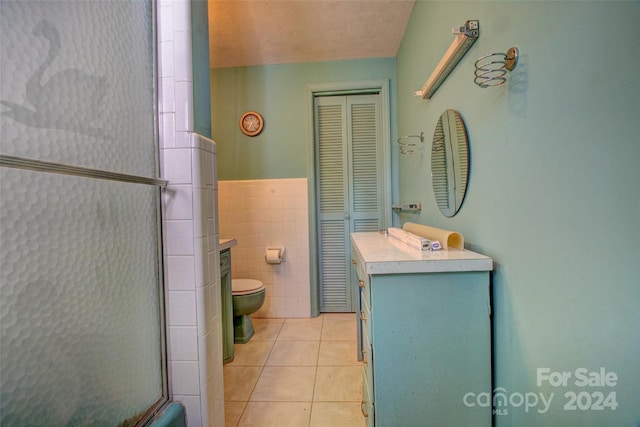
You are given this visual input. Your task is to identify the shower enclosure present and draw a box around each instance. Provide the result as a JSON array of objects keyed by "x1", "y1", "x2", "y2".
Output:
[{"x1": 0, "y1": 1, "x2": 168, "y2": 425}]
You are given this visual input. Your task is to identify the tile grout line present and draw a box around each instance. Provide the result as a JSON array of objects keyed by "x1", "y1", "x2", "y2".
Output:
[
  {"x1": 232, "y1": 319, "x2": 284, "y2": 426},
  {"x1": 307, "y1": 313, "x2": 326, "y2": 426}
]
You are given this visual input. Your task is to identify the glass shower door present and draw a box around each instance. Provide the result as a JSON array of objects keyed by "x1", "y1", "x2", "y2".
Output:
[{"x1": 0, "y1": 1, "x2": 166, "y2": 425}]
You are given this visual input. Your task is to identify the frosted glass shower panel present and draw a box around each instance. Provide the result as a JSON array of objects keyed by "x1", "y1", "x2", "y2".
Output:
[
  {"x1": 0, "y1": 1, "x2": 157, "y2": 177},
  {"x1": 0, "y1": 168, "x2": 163, "y2": 425},
  {"x1": 0, "y1": 0, "x2": 164, "y2": 425}
]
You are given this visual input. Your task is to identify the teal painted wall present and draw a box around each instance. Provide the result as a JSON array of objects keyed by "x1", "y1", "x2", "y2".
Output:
[
  {"x1": 191, "y1": 0, "x2": 211, "y2": 138},
  {"x1": 397, "y1": 2, "x2": 640, "y2": 425},
  {"x1": 211, "y1": 58, "x2": 397, "y2": 180}
]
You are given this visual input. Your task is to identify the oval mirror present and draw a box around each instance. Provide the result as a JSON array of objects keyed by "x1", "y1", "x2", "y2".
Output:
[{"x1": 431, "y1": 109, "x2": 470, "y2": 217}]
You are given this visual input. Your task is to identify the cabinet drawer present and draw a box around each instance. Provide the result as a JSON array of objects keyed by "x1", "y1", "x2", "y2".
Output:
[
  {"x1": 356, "y1": 267, "x2": 366, "y2": 284},
  {"x1": 358, "y1": 275, "x2": 371, "y2": 307},
  {"x1": 353, "y1": 254, "x2": 365, "y2": 279},
  {"x1": 362, "y1": 325, "x2": 373, "y2": 387},
  {"x1": 360, "y1": 292, "x2": 372, "y2": 341},
  {"x1": 362, "y1": 366, "x2": 375, "y2": 427},
  {"x1": 353, "y1": 256, "x2": 370, "y2": 302}
]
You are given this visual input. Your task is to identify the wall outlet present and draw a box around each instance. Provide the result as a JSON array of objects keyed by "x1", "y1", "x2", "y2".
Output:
[{"x1": 467, "y1": 20, "x2": 479, "y2": 30}]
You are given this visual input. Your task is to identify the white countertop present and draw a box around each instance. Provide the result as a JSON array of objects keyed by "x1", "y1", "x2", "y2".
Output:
[
  {"x1": 351, "y1": 232, "x2": 493, "y2": 275},
  {"x1": 219, "y1": 238, "x2": 237, "y2": 251}
]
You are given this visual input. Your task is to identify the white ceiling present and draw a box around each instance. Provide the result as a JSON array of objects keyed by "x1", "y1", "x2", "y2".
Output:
[{"x1": 208, "y1": 0, "x2": 416, "y2": 68}]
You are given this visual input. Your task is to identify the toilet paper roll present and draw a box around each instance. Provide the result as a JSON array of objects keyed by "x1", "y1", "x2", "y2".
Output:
[{"x1": 265, "y1": 248, "x2": 282, "y2": 264}]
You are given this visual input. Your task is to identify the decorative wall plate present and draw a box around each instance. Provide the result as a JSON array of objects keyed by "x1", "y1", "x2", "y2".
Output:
[{"x1": 239, "y1": 111, "x2": 264, "y2": 136}]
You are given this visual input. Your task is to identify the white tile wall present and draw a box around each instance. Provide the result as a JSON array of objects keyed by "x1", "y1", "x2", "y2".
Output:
[
  {"x1": 218, "y1": 179, "x2": 311, "y2": 318},
  {"x1": 158, "y1": 2, "x2": 224, "y2": 426}
]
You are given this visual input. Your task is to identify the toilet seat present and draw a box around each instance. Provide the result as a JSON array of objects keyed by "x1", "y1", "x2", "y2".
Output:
[{"x1": 232, "y1": 279, "x2": 265, "y2": 296}]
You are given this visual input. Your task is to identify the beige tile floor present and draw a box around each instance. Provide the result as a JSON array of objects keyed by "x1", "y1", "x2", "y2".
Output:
[{"x1": 224, "y1": 313, "x2": 366, "y2": 427}]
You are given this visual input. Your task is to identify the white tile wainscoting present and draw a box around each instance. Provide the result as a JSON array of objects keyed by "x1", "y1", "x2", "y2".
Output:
[{"x1": 218, "y1": 179, "x2": 311, "y2": 318}]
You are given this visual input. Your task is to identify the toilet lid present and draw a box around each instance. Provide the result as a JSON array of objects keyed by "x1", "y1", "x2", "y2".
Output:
[{"x1": 232, "y1": 279, "x2": 265, "y2": 296}]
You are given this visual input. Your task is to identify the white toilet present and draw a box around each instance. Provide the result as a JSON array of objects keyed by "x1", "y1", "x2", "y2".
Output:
[{"x1": 231, "y1": 279, "x2": 266, "y2": 343}]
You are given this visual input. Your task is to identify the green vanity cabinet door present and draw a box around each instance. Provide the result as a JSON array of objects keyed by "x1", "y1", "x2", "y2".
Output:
[
  {"x1": 361, "y1": 276, "x2": 375, "y2": 427},
  {"x1": 354, "y1": 257, "x2": 364, "y2": 363},
  {"x1": 354, "y1": 252, "x2": 375, "y2": 425},
  {"x1": 220, "y1": 249, "x2": 234, "y2": 363},
  {"x1": 354, "y1": 254, "x2": 369, "y2": 362},
  {"x1": 368, "y1": 271, "x2": 492, "y2": 427}
]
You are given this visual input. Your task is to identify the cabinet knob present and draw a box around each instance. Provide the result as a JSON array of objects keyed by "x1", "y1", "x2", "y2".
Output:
[
  {"x1": 358, "y1": 279, "x2": 365, "y2": 289},
  {"x1": 352, "y1": 259, "x2": 357, "y2": 265},
  {"x1": 361, "y1": 400, "x2": 369, "y2": 417},
  {"x1": 361, "y1": 349, "x2": 368, "y2": 364}
]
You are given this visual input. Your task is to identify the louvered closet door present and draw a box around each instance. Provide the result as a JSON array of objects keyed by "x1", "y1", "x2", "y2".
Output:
[
  {"x1": 315, "y1": 94, "x2": 382, "y2": 312},
  {"x1": 348, "y1": 95, "x2": 382, "y2": 234}
]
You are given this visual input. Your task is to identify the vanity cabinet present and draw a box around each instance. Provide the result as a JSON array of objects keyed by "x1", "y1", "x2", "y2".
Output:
[
  {"x1": 219, "y1": 238, "x2": 237, "y2": 364},
  {"x1": 220, "y1": 248, "x2": 234, "y2": 363},
  {"x1": 351, "y1": 232, "x2": 493, "y2": 427}
]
